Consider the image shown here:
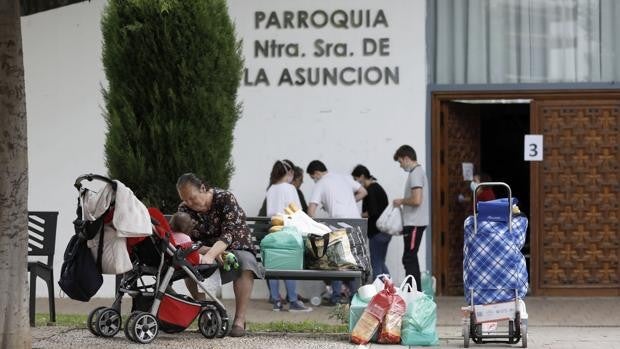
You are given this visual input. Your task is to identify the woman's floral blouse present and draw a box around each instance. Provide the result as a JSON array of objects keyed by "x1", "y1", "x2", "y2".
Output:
[{"x1": 178, "y1": 188, "x2": 255, "y2": 254}]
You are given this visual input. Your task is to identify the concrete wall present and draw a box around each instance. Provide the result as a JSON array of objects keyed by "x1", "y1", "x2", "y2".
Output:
[{"x1": 22, "y1": 0, "x2": 428, "y2": 298}]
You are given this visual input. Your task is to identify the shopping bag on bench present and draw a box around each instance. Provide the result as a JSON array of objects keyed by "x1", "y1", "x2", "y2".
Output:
[
  {"x1": 305, "y1": 228, "x2": 370, "y2": 273},
  {"x1": 304, "y1": 232, "x2": 331, "y2": 270}
]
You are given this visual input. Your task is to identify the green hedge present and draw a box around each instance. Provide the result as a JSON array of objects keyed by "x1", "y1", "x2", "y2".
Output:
[{"x1": 102, "y1": 0, "x2": 242, "y2": 212}]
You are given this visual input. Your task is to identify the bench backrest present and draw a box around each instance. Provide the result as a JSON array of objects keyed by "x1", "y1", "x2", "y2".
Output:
[
  {"x1": 28, "y1": 211, "x2": 59, "y2": 265},
  {"x1": 246, "y1": 216, "x2": 368, "y2": 264}
]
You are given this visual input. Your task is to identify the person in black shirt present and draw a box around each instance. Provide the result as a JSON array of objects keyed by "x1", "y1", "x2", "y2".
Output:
[{"x1": 351, "y1": 164, "x2": 390, "y2": 279}]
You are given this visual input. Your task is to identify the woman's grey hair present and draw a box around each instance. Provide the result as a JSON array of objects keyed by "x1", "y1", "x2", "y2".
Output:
[{"x1": 176, "y1": 173, "x2": 208, "y2": 191}]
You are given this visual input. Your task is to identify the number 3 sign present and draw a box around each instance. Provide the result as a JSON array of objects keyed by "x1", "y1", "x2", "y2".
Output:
[{"x1": 524, "y1": 135, "x2": 543, "y2": 161}]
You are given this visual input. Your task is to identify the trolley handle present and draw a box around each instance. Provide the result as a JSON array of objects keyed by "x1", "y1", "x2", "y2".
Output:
[{"x1": 472, "y1": 181, "x2": 513, "y2": 235}]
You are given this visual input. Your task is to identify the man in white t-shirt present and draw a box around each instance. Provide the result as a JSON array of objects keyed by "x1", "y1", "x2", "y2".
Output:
[
  {"x1": 306, "y1": 160, "x2": 367, "y2": 305},
  {"x1": 306, "y1": 160, "x2": 367, "y2": 218},
  {"x1": 392, "y1": 145, "x2": 429, "y2": 292}
]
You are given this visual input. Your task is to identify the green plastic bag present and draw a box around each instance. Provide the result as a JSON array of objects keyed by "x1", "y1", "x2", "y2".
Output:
[
  {"x1": 421, "y1": 271, "x2": 435, "y2": 300},
  {"x1": 401, "y1": 293, "x2": 439, "y2": 346},
  {"x1": 260, "y1": 227, "x2": 304, "y2": 270}
]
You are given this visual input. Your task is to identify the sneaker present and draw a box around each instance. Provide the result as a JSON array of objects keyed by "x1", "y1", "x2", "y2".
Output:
[
  {"x1": 288, "y1": 300, "x2": 313, "y2": 312},
  {"x1": 273, "y1": 300, "x2": 283, "y2": 312}
]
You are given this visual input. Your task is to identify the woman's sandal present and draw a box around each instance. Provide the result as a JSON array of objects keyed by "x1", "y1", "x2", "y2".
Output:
[{"x1": 229, "y1": 322, "x2": 246, "y2": 337}]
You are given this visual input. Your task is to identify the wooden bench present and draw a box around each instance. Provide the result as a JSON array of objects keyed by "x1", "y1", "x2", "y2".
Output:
[
  {"x1": 116, "y1": 215, "x2": 368, "y2": 292},
  {"x1": 246, "y1": 216, "x2": 367, "y2": 285}
]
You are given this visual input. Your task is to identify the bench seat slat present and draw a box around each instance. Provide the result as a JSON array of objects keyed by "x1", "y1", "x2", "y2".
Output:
[{"x1": 264, "y1": 269, "x2": 362, "y2": 281}]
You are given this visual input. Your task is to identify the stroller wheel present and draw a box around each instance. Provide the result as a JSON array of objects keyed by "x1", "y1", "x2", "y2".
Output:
[
  {"x1": 217, "y1": 317, "x2": 230, "y2": 338},
  {"x1": 124, "y1": 311, "x2": 140, "y2": 342},
  {"x1": 87, "y1": 307, "x2": 106, "y2": 336},
  {"x1": 198, "y1": 308, "x2": 221, "y2": 339},
  {"x1": 127, "y1": 311, "x2": 159, "y2": 344},
  {"x1": 94, "y1": 308, "x2": 122, "y2": 337}
]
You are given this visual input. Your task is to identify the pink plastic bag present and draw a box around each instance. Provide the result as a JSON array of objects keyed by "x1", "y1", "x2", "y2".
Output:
[
  {"x1": 378, "y1": 292, "x2": 406, "y2": 343},
  {"x1": 351, "y1": 279, "x2": 396, "y2": 344}
]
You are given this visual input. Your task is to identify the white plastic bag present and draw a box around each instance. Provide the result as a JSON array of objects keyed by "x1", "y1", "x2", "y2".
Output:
[
  {"x1": 281, "y1": 207, "x2": 331, "y2": 237},
  {"x1": 397, "y1": 275, "x2": 424, "y2": 306},
  {"x1": 376, "y1": 205, "x2": 403, "y2": 236},
  {"x1": 372, "y1": 273, "x2": 392, "y2": 292}
]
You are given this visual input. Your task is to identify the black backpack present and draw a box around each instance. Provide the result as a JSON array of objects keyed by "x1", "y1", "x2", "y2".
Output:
[{"x1": 58, "y1": 200, "x2": 106, "y2": 301}]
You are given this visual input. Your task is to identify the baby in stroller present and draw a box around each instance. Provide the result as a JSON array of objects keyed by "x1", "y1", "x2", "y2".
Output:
[
  {"x1": 169, "y1": 212, "x2": 203, "y2": 265},
  {"x1": 169, "y1": 212, "x2": 239, "y2": 271}
]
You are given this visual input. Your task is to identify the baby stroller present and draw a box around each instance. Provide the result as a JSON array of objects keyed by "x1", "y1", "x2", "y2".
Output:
[
  {"x1": 462, "y1": 182, "x2": 529, "y2": 348},
  {"x1": 73, "y1": 174, "x2": 230, "y2": 344}
]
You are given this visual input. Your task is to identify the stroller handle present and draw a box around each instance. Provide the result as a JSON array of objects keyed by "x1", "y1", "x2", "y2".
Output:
[{"x1": 74, "y1": 173, "x2": 118, "y2": 191}]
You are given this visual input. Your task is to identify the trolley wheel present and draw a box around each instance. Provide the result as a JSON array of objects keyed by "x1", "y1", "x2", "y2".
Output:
[
  {"x1": 126, "y1": 311, "x2": 159, "y2": 344},
  {"x1": 463, "y1": 324, "x2": 470, "y2": 348},
  {"x1": 198, "y1": 308, "x2": 221, "y2": 339},
  {"x1": 87, "y1": 306, "x2": 106, "y2": 336},
  {"x1": 521, "y1": 322, "x2": 528, "y2": 348},
  {"x1": 94, "y1": 308, "x2": 122, "y2": 337}
]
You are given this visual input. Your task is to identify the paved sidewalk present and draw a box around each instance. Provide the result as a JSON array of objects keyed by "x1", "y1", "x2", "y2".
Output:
[
  {"x1": 32, "y1": 296, "x2": 620, "y2": 348},
  {"x1": 37, "y1": 295, "x2": 620, "y2": 326}
]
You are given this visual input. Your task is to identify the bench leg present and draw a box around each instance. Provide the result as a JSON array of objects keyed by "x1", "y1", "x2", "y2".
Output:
[
  {"x1": 46, "y1": 270, "x2": 56, "y2": 324},
  {"x1": 29, "y1": 270, "x2": 36, "y2": 327}
]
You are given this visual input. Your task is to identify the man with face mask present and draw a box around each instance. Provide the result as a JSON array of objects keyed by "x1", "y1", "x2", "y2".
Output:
[
  {"x1": 306, "y1": 160, "x2": 367, "y2": 219},
  {"x1": 392, "y1": 145, "x2": 429, "y2": 292}
]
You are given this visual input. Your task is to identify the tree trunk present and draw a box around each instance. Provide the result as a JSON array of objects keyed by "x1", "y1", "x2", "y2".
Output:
[{"x1": 0, "y1": 0, "x2": 31, "y2": 348}]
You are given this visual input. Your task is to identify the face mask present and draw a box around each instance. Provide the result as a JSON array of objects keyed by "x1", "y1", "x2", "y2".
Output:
[{"x1": 470, "y1": 181, "x2": 478, "y2": 192}]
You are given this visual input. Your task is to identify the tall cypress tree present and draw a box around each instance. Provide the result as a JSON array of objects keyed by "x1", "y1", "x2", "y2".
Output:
[{"x1": 102, "y1": 0, "x2": 242, "y2": 212}]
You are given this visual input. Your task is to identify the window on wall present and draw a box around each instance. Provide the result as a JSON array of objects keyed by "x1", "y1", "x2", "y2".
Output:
[{"x1": 431, "y1": 0, "x2": 620, "y2": 84}]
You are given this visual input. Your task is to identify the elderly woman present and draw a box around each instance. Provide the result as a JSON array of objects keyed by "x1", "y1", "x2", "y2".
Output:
[{"x1": 176, "y1": 173, "x2": 264, "y2": 338}]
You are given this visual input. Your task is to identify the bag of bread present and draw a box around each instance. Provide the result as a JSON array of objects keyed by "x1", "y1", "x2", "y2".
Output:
[
  {"x1": 351, "y1": 279, "x2": 395, "y2": 344},
  {"x1": 377, "y1": 292, "x2": 406, "y2": 343}
]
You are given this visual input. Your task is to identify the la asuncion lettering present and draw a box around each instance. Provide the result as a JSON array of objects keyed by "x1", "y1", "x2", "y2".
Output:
[{"x1": 244, "y1": 66, "x2": 399, "y2": 87}]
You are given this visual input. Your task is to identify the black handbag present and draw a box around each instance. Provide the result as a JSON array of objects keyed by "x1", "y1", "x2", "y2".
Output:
[{"x1": 58, "y1": 234, "x2": 103, "y2": 301}]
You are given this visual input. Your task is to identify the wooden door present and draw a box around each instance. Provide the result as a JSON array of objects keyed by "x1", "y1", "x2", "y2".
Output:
[
  {"x1": 433, "y1": 102, "x2": 481, "y2": 296},
  {"x1": 531, "y1": 100, "x2": 620, "y2": 295}
]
